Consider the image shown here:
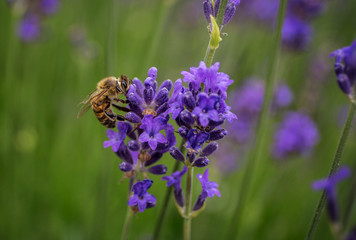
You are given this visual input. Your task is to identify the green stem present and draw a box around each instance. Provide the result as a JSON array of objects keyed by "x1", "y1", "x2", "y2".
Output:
[
  {"x1": 226, "y1": 0, "x2": 288, "y2": 239},
  {"x1": 216, "y1": 0, "x2": 228, "y2": 27},
  {"x1": 305, "y1": 102, "x2": 356, "y2": 240},
  {"x1": 121, "y1": 205, "x2": 133, "y2": 240},
  {"x1": 343, "y1": 161, "x2": 356, "y2": 231},
  {"x1": 183, "y1": 166, "x2": 194, "y2": 240},
  {"x1": 152, "y1": 140, "x2": 185, "y2": 240},
  {"x1": 203, "y1": 0, "x2": 227, "y2": 67},
  {"x1": 204, "y1": 43, "x2": 216, "y2": 67}
]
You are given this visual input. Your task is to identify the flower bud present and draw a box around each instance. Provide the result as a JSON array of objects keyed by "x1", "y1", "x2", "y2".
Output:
[
  {"x1": 169, "y1": 147, "x2": 185, "y2": 162},
  {"x1": 148, "y1": 164, "x2": 167, "y2": 175},
  {"x1": 193, "y1": 157, "x2": 209, "y2": 167},
  {"x1": 125, "y1": 112, "x2": 141, "y2": 124},
  {"x1": 201, "y1": 142, "x2": 218, "y2": 157},
  {"x1": 203, "y1": 0, "x2": 213, "y2": 22},
  {"x1": 148, "y1": 67, "x2": 157, "y2": 80},
  {"x1": 155, "y1": 87, "x2": 169, "y2": 106},
  {"x1": 187, "y1": 152, "x2": 197, "y2": 163},
  {"x1": 180, "y1": 110, "x2": 195, "y2": 126},
  {"x1": 174, "y1": 188, "x2": 184, "y2": 207},
  {"x1": 193, "y1": 193, "x2": 207, "y2": 211},
  {"x1": 127, "y1": 140, "x2": 139, "y2": 151},
  {"x1": 183, "y1": 91, "x2": 196, "y2": 111},
  {"x1": 144, "y1": 152, "x2": 162, "y2": 167},
  {"x1": 178, "y1": 126, "x2": 189, "y2": 139},
  {"x1": 119, "y1": 162, "x2": 132, "y2": 172},
  {"x1": 144, "y1": 87, "x2": 154, "y2": 105},
  {"x1": 159, "y1": 79, "x2": 173, "y2": 92},
  {"x1": 209, "y1": 129, "x2": 227, "y2": 141}
]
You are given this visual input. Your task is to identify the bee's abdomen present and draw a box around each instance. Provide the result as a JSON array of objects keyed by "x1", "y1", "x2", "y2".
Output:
[{"x1": 92, "y1": 105, "x2": 116, "y2": 128}]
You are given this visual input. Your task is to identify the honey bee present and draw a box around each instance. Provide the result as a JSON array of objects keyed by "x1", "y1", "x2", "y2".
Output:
[{"x1": 77, "y1": 75, "x2": 131, "y2": 128}]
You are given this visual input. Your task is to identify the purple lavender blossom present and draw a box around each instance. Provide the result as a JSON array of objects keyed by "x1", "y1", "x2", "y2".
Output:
[
  {"x1": 197, "y1": 168, "x2": 221, "y2": 198},
  {"x1": 39, "y1": 0, "x2": 59, "y2": 15},
  {"x1": 203, "y1": 0, "x2": 240, "y2": 27},
  {"x1": 193, "y1": 168, "x2": 220, "y2": 211},
  {"x1": 139, "y1": 115, "x2": 168, "y2": 150},
  {"x1": 243, "y1": 0, "x2": 325, "y2": 50},
  {"x1": 282, "y1": 16, "x2": 313, "y2": 50},
  {"x1": 330, "y1": 40, "x2": 356, "y2": 98},
  {"x1": 193, "y1": 93, "x2": 220, "y2": 127},
  {"x1": 128, "y1": 179, "x2": 156, "y2": 212},
  {"x1": 312, "y1": 166, "x2": 351, "y2": 222},
  {"x1": 273, "y1": 111, "x2": 319, "y2": 159},
  {"x1": 103, "y1": 122, "x2": 130, "y2": 152},
  {"x1": 162, "y1": 166, "x2": 188, "y2": 207},
  {"x1": 17, "y1": 15, "x2": 41, "y2": 42}
]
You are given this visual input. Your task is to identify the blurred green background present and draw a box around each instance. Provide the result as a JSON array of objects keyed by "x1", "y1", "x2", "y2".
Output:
[{"x1": 1, "y1": 0, "x2": 356, "y2": 239}]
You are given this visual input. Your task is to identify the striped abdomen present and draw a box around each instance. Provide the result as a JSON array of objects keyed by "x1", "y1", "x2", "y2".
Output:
[{"x1": 92, "y1": 100, "x2": 116, "y2": 128}]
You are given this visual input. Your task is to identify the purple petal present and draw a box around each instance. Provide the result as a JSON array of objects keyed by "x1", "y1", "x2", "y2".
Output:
[
  {"x1": 103, "y1": 140, "x2": 113, "y2": 148},
  {"x1": 155, "y1": 133, "x2": 167, "y2": 143},
  {"x1": 106, "y1": 129, "x2": 117, "y2": 139},
  {"x1": 148, "y1": 138, "x2": 158, "y2": 150},
  {"x1": 139, "y1": 132, "x2": 150, "y2": 143}
]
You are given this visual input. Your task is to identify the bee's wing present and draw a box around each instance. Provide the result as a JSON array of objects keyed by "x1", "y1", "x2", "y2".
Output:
[
  {"x1": 77, "y1": 89, "x2": 100, "y2": 118},
  {"x1": 77, "y1": 87, "x2": 111, "y2": 119}
]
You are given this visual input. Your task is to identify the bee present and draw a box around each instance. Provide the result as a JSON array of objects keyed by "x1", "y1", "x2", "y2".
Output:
[{"x1": 77, "y1": 75, "x2": 131, "y2": 128}]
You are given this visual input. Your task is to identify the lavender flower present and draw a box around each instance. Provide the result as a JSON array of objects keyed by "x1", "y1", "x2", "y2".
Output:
[
  {"x1": 161, "y1": 166, "x2": 188, "y2": 207},
  {"x1": 193, "y1": 168, "x2": 220, "y2": 211},
  {"x1": 203, "y1": 0, "x2": 241, "y2": 27},
  {"x1": 243, "y1": 0, "x2": 325, "y2": 50},
  {"x1": 330, "y1": 40, "x2": 356, "y2": 99},
  {"x1": 16, "y1": 0, "x2": 60, "y2": 42},
  {"x1": 39, "y1": 0, "x2": 59, "y2": 15},
  {"x1": 103, "y1": 122, "x2": 130, "y2": 152},
  {"x1": 282, "y1": 16, "x2": 313, "y2": 50},
  {"x1": 139, "y1": 115, "x2": 168, "y2": 150},
  {"x1": 312, "y1": 166, "x2": 351, "y2": 222},
  {"x1": 273, "y1": 111, "x2": 319, "y2": 159},
  {"x1": 128, "y1": 179, "x2": 156, "y2": 212},
  {"x1": 17, "y1": 15, "x2": 41, "y2": 42}
]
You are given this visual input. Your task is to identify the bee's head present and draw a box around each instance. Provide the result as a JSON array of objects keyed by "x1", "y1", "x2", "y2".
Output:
[{"x1": 117, "y1": 75, "x2": 131, "y2": 95}]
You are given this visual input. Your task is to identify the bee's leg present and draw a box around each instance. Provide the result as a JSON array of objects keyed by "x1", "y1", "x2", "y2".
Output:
[
  {"x1": 116, "y1": 99, "x2": 130, "y2": 104},
  {"x1": 116, "y1": 114, "x2": 127, "y2": 122},
  {"x1": 104, "y1": 110, "x2": 116, "y2": 120},
  {"x1": 112, "y1": 104, "x2": 131, "y2": 113}
]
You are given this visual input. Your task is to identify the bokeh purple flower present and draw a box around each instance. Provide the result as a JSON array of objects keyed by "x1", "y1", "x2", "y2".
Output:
[
  {"x1": 273, "y1": 111, "x2": 319, "y2": 159},
  {"x1": 17, "y1": 15, "x2": 41, "y2": 42}
]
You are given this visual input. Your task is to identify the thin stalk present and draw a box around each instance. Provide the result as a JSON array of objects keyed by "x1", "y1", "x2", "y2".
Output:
[
  {"x1": 121, "y1": 205, "x2": 134, "y2": 240},
  {"x1": 204, "y1": 44, "x2": 216, "y2": 67},
  {"x1": 343, "y1": 162, "x2": 356, "y2": 231},
  {"x1": 306, "y1": 102, "x2": 356, "y2": 240},
  {"x1": 203, "y1": 0, "x2": 227, "y2": 67},
  {"x1": 152, "y1": 140, "x2": 185, "y2": 240},
  {"x1": 226, "y1": 0, "x2": 288, "y2": 239},
  {"x1": 183, "y1": 166, "x2": 194, "y2": 240},
  {"x1": 216, "y1": 0, "x2": 228, "y2": 27}
]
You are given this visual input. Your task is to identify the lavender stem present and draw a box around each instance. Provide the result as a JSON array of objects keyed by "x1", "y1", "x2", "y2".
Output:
[
  {"x1": 183, "y1": 166, "x2": 194, "y2": 240},
  {"x1": 306, "y1": 103, "x2": 356, "y2": 240},
  {"x1": 226, "y1": 0, "x2": 288, "y2": 238},
  {"x1": 152, "y1": 140, "x2": 185, "y2": 240},
  {"x1": 121, "y1": 205, "x2": 133, "y2": 240},
  {"x1": 203, "y1": 0, "x2": 227, "y2": 67}
]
